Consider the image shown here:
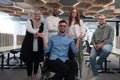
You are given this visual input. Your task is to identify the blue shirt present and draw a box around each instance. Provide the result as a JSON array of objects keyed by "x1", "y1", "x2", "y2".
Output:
[{"x1": 44, "y1": 33, "x2": 78, "y2": 62}]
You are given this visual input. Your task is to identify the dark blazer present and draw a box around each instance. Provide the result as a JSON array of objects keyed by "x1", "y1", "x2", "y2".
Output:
[{"x1": 20, "y1": 19, "x2": 44, "y2": 63}]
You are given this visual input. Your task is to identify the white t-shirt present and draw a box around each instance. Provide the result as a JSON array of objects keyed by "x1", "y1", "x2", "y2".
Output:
[{"x1": 44, "y1": 15, "x2": 61, "y2": 41}]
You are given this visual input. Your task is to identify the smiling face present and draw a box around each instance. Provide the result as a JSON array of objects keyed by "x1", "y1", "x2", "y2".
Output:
[
  {"x1": 59, "y1": 23, "x2": 67, "y2": 33},
  {"x1": 52, "y1": 7, "x2": 58, "y2": 16},
  {"x1": 71, "y1": 9, "x2": 78, "y2": 18},
  {"x1": 33, "y1": 9, "x2": 41, "y2": 20},
  {"x1": 98, "y1": 15, "x2": 106, "y2": 25},
  {"x1": 58, "y1": 20, "x2": 67, "y2": 34},
  {"x1": 69, "y1": 7, "x2": 80, "y2": 26}
]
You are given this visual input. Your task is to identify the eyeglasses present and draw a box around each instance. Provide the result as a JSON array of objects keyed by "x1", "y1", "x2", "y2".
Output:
[
  {"x1": 59, "y1": 25, "x2": 66, "y2": 28},
  {"x1": 98, "y1": 18, "x2": 105, "y2": 20},
  {"x1": 34, "y1": 13, "x2": 41, "y2": 15},
  {"x1": 72, "y1": 11, "x2": 77, "y2": 13}
]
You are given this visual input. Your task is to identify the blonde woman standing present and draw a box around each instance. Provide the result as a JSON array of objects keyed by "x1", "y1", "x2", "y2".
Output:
[{"x1": 20, "y1": 9, "x2": 44, "y2": 80}]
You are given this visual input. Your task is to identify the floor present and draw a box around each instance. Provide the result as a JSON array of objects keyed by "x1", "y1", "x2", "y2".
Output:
[{"x1": 0, "y1": 53, "x2": 120, "y2": 80}]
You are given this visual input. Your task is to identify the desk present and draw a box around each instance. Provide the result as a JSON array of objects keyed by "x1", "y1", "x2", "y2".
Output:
[
  {"x1": 0, "y1": 45, "x2": 21, "y2": 52},
  {"x1": 111, "y1": 48, "x2": 120, "y2": 70},
  {"x1": 112, "y1": 48, "x2": 120, "y2": 55},
  {"x1": 0, "y1": 45, "x2": 21, "y2": 69},
  {"x1": 102, "y1": 48, "x2": 120, "y2": 73}
]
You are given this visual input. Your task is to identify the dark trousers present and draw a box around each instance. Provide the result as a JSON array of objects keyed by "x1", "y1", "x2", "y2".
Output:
[
  {"x1": 48, "y1": 58, "x2": 78, "y2": 80},
  {"x1": 26, "y1": 52, "x2": 40, "y2": 76}
]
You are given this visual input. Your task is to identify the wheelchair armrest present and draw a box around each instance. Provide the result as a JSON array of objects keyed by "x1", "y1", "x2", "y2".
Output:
[{"x1": 44, "y1": 52, "x2": 50, "y2": 58}]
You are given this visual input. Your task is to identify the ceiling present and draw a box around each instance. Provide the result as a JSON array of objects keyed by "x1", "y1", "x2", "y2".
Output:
[{"x1": 0, "y1": 0, "x2": 120, "y2": 20}]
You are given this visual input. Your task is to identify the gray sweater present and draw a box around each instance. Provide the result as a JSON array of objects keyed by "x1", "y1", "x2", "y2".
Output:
[{"x1": 91, "y1": 24, "x2": 114, "y2": 45}]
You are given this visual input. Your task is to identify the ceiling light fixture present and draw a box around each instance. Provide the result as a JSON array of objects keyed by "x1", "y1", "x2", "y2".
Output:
[
  {"x1": 104, "y1": 0, "x2": 115, "y2": 7},
  {"x1": 41, "y1": 0, "x2": 47, "y2": 4},
  {"x1": 12, "y1": 2, "x2": 24, "y2": 12},
  {"x1": 58, "y1": 9, "x2": 64, "y2": 15},
  {"x1": 73, "y1": 2, "x2": 80, "y2": 7}
]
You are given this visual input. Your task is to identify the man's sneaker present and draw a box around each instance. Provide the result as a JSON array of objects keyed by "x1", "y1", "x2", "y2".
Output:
[{"x1": 97, "y1": 65, "x2": 103, "y2": 72}]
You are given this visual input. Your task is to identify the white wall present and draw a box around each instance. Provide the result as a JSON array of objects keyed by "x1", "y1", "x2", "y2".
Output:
[
  {"x1": 0, "y1": 13, "x2": 26, "y2": 35},
  {"x1": 0, "y1": 12, "x2": 26, "y2": 46}
]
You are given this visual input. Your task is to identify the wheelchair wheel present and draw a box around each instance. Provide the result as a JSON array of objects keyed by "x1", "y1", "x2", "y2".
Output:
[
  {"x1": 40, "y1": 74, "x2": 47, "y2": 80},
  {"x1": 40, "y1": 56, "x2": 51, "y2": 80},
  {"x1": 40, "y1": 71, "x2": 51, "y2": 80}
]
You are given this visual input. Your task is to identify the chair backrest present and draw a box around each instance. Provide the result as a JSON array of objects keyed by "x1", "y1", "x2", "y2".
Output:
[
  {"x1": 85, "y1": 40, "x2": 91, "y2": 54},
  {"x1": 68, "y1": 48, "x2": 75, "y2": 60}
]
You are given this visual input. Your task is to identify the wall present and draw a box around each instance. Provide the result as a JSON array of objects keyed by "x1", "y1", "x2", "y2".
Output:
[{"x1": 0, "y1": 12, "x2": 26, "y2": 46}]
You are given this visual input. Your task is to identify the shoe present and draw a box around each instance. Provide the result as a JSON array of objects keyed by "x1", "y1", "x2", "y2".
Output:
[
  {"x1": 97, "y1": 65, "x2": 103, "y2": 73},
  {"x1": 90, "y1": 76, "x2": 100, "y2": 80}
]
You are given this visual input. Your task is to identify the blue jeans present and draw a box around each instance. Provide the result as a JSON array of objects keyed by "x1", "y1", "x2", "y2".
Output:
[{"x1": 90, "y1": 44, "x2": 112, "y2": 76}]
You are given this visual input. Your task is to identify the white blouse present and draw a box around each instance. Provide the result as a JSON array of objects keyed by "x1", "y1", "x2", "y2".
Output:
[
  {"x1": 69, "y1": 19, "x2": 86, "y2": 39},
  {"x1": 25, "y1": 19, "x2": 39, "y2": 51}
]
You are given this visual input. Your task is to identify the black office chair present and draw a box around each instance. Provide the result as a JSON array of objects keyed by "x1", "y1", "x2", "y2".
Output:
[{"x1": 6, "y1": 49, "x2": 21, "y2": 66}]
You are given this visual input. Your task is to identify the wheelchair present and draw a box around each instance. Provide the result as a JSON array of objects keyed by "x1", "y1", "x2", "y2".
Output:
[
  {"x1": 39, "y1": 49, "x2": 82, "y2": 80},
  {"x1": 39, "y1": 56, "x2": 51, "y2": 80}
]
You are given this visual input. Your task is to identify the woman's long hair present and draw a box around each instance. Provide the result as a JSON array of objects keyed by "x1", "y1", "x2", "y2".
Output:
[{"x1": 69, "y1": 7, "x2": 80, "y2": 27}]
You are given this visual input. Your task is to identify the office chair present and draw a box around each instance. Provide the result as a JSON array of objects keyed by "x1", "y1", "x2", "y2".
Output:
[{"x1": 6, "y1": 49, "x2": 21, "y2": 66}]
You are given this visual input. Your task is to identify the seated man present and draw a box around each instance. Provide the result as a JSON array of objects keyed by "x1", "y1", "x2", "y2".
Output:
[
  {"x1": 90, "y1": 15, "x2": 114, "y2": 80},
  {"x1": 39, "y1": 20, "x2": 81, "y2": 80}
]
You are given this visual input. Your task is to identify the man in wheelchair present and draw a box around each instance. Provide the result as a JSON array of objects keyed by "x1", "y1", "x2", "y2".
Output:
[{"x1": 39, "y1": 20, "x2": 81, "y2": 80}]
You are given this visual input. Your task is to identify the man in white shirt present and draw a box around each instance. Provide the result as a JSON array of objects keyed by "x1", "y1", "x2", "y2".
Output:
[{"x1": 44, "y1": 7, "x2": 61, "y2": 42}]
